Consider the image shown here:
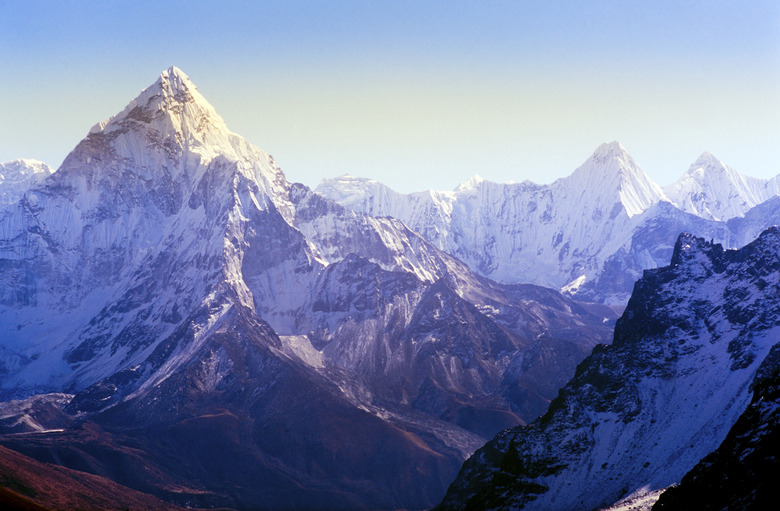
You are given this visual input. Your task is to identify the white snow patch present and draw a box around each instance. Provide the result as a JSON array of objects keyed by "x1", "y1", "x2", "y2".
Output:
[
  {"x1": 599, "y1": 486, "x2": 667, "y2": 511},
  {"x1": 561, "y1": 275, "x2": 587, "y2": 295},
  {"x1": 277, "y1": 335, "x2": 325, "y2": 369}
]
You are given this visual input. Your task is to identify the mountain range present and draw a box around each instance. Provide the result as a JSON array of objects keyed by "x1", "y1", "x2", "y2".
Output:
[
  {"x1": 0, "y1": 67, "x2": 616, "y2": 510},
  {"x1": 0, "y1": 67, "x2": 777, "y2": 510},
  {"x1": 317, "y1": 144, "x2": 780, "y2": 304}
]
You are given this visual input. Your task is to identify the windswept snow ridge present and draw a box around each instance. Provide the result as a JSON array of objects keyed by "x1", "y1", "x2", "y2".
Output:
[{"x1": 664, "y1": 152, "x2": 780, "y2": 221}]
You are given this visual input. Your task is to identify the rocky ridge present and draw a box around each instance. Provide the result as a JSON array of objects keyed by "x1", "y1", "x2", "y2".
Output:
[{"x1": 436, "y1": 227, "x2": 780, "y2": 510}]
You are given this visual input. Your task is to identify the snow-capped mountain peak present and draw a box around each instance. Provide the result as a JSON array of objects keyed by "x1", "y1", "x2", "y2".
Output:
[
  {"x1": 562, "y1": 141, "x2": 667, "y2": 217},
  {"x1": 664, "y1": 152, "x2": 780, "y2": 221},
  {"x1": 591, "y1": 140, "x2": 627, "y2": 159},
  {"x1": 454, "y1": 174, "x2": 485, "y2": 191},
  {"x1": 55, "y1": 66, "x2": 291, "y2": 216},
  {"x1": 315, "y1": 141, "x2": 673, "y2": 300},
  {"x1": 87, "y1": 66, "x2": 230, "y2": 157},
  {"x1": 0, "y1": 159, "x2": 53, "y2": 205},
  {"x1": 685, "y1": 152, "x2": 745, "y2": 186},
  {"x1": 315, "y1": 174, "x2": 393, "y2": 207},
  {"x1": 690, "y1": 151, "x2": 722, "y2": 170}
]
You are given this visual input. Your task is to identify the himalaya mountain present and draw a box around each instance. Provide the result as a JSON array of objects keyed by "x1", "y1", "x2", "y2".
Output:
[
  {"x1": 316, "y1": 145, "x2": 780, "y2": 304},
  {"x1": 436, "y1": 227, "x2": 780, "y2": 510},
  {"x1": 0, "y1": 67, "x2": 617, "y2": 510},
  {"x1": 664, "y1": 152, "x2": 780, "y2": 221},
  {"x1": 0, "y1": 159, "x2": 53, "y2": 206}
]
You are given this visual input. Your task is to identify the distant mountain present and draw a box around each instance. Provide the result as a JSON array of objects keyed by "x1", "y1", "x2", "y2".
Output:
[
  {"x1": 317, "y1": 145, "x2": 780, "y2": 304},
  {"x1": 664, "y1": 152, "x2": 780, "y2": 221},
  {"x1": 0, "y1": 67, "x2": 616, "y2": 510},
  {"x1": 0, "y1": 159, "x2": 52, "y2": 206},
  {"x1": 436, "y1": 227, "x2": 780, "y2": 510}
]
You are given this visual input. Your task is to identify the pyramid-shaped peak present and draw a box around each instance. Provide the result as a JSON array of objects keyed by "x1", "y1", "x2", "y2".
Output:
[
  {"x1": 694, "y1": 151, "x2": 719, "y2": 163},
  {"x1": 455, "y1": 175, "x2": 484, "y2": 191},
  {"x1": 62, "y1": 67, "x2": 287, "y2": 209},
  {"x1": 163, "y1": 65, "x2": 189, "y2": 80},
  {"x1": 143, "y1": 66, "x2": 206, "y2": 108},
  {"x1": 89, "y1": 66, "x2": 223, "y2": 136},
  {"x1": 592, "y1": 140, "x2": 628, "y2": 158},
  {"x1": 582, "y1": 141, "x2": 640, "y2": 175},
  {"x1": 564, "y1": 141, "x2": 666, "y2": 217},
  {"x1": 577, "y1": 141, "x2": 641, "y2": 176},
  {"x1": 156, "y1": 66, "x2": 197, "y2": 95},
  {"x1": 688, "y1": 152, "x2": 726, "y2": 172}
]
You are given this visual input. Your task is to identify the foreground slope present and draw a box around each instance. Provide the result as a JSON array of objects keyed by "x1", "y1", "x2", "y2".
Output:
[
  {"x1": 0, "y1": 444, "x2": 184, "y2": 511},
  {"x1": 4, "y1": 300, "x2": 464, "y2": 509},
  {"x1": 437, "y1": 227, "x2": 780, "y2": 511},
  {"x1": 652, "y1": 343, "x2": 780, "y2": 510},
  {"x1": 0, "y1": 67, "x2": 616, "y2": 510}
]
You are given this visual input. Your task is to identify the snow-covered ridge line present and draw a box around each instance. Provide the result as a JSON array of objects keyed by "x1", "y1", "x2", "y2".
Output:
[
  {"x1": 664, "y1": 152, "x2": 780, "y2": 221},
  {"x1": 316, "y1": 143, "x2": 780, "y2": 303}
]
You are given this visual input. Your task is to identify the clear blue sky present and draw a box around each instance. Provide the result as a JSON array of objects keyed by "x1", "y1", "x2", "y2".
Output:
[{"x1": 1, "y1": 0, "x2": 778, "y2": 192}]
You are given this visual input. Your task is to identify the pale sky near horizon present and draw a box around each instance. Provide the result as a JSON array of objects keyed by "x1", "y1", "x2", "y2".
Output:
[{"x1": 1, "y1": 1, "x2": 778, "y2": 193}]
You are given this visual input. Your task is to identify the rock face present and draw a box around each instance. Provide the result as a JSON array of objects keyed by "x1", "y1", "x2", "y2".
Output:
[
  {"x1": 0, "y1": 67, "x2": 617, "y2": 510},
  {"x1": 436, "y1": 227, "x2": 780, "y2": 511},
  {"x1": 316, "y1": 149, "x2": 780, "y2": 304}
]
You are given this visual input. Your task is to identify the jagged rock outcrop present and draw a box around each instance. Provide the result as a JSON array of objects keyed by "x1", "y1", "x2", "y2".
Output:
[{"x1": 437, "y1": 227, "x2": 780, "y2": 511}]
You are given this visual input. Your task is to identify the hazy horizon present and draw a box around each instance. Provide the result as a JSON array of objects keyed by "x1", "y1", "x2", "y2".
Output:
[{"x1": 2, "y1": 1, "x2": 778, "y2": 193}]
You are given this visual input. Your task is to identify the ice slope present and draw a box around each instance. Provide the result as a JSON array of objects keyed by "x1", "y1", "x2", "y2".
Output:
[
  {"x1": 0, "y1": 159, "x2": 53, "y2": 206},
  {"x1": 436, "y1": 227, "x2": 780, "y2": 511},
  {"x1": 664, "y1": 152, "x2": 780, "y2": 221}
]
